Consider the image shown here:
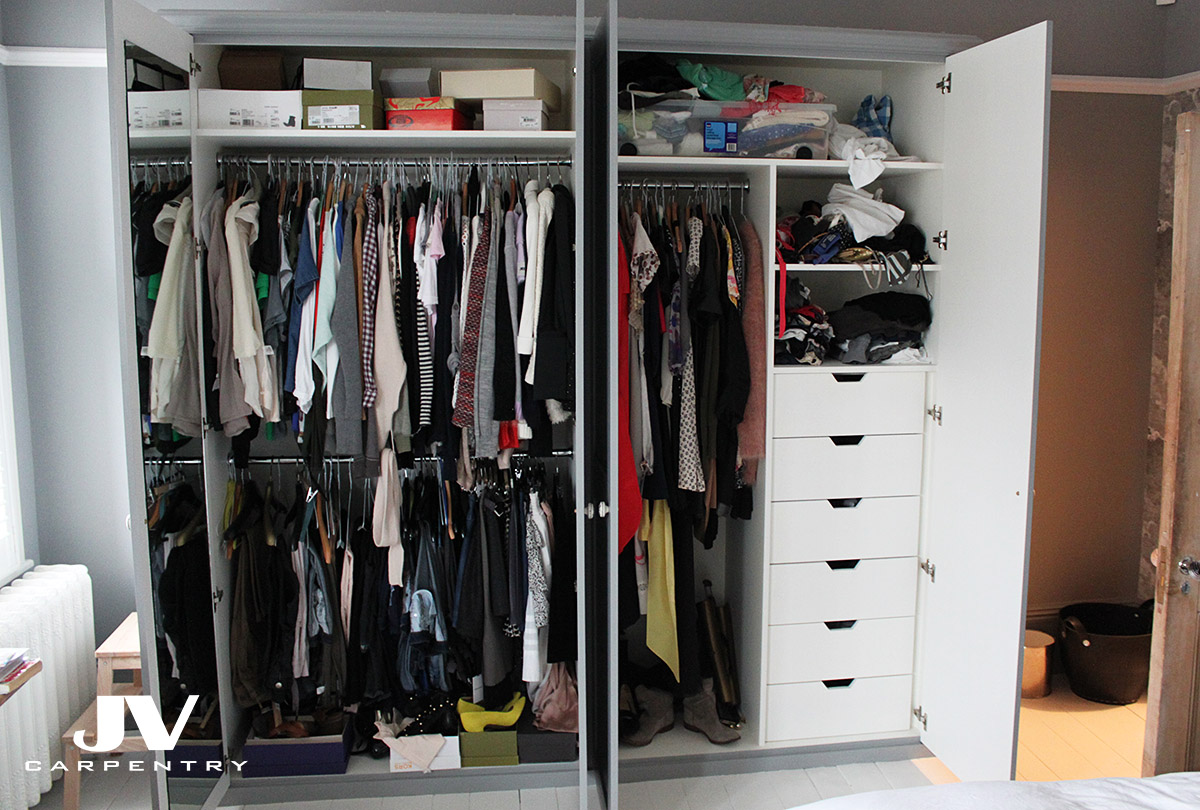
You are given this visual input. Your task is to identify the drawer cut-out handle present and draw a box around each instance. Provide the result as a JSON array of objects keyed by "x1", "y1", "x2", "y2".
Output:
[
  {"x1": 830, "y1": 435, "x2": 865, "y2": 446},
  {"x1": 833, "y1": 373, "x2": 865, "y2": 383},
  {"x1": 822, "y1": 678, "x2": 855, "y2": 689},
  {"x1": 826, "y1": 559, "x2": 861, "y2": 570},
  {"x1": 828, "y1": 498, "x2": 862, "y2": 509},
  {"x1": 824, "y1": 620, "x2": 858, "y2": 630}
]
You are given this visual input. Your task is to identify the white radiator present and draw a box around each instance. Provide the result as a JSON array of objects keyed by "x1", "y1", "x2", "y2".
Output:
[{"x1": 0, "y1": 565, "x2": 96, "y2": 810}]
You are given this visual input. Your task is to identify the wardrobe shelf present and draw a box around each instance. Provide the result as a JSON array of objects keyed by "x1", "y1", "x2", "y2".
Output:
[
  {"x1": 615, "y1": 721, "x2": 920, "y2": 762},
  {"x1": 773, "y1": 361, "x2": 935, "y2": 374},
  {"x1": 780, "y1": 263, "x2": 940, "y2": 273},
  {"x1": 224, "y1": 756, "x2": 579, "y2": 790},
  {"x1": 194, "y1": 128, "x2": 577, "y2": 153},
  {"x1": 128, "y1": 129, "x2": 191, "y2": 149},
  {"x1": 618, "y1": 155, "x2": 942, "y2": 176}
]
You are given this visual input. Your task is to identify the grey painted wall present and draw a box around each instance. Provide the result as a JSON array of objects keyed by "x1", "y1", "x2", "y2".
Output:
[
  {"x1": 1028, "y1": 91, "x2": 1162, "y2": 615},
  {"x1": 1164, "y1": 0, "x2": 1200, "y2": 78},
  {"x1": 1, "y1": 65, "x2": 133, "y2": 640}
]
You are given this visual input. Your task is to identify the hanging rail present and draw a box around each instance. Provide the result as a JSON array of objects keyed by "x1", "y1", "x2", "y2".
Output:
[
  {"x1": 143, "y1": 449, "x2": 573, "y2": 466},
  {"x1": 216, "y1": 155, "x2": 572, "y2": 169},
  {"x1": 618, "y1": 178, "x2": 750, "y2": 191},
  {"x1": 130, "y1": 156, "x2": 192, "y2": 168}
]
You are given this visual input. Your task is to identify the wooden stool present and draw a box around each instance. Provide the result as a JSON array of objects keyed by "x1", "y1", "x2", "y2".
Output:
[
  {"x1": 62, "y1": 613, "x2": 146, "y2": 810},
  {"x1": 94, "y1": 612, "x2": 142, "y2": 696}
]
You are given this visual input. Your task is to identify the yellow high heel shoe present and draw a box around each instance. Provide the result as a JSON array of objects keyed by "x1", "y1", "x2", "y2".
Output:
[{"x1": 457, "y1": 693, "x2": 526, "y2": 733}]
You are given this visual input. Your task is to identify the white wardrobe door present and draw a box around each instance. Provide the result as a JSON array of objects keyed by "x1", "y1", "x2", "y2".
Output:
[{"x1": 918, "y1": 21, "x2": 1051, "y2": 783}]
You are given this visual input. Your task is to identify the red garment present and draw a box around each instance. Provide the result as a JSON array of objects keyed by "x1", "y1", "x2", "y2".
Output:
[
  {"x1": 498, "y1": 420, "x2": 520, "y2": 450},
  {"x1": 768, "y1": 84, "x2": 827, "y2": 104},
  {"x1": 617, "y1": 237, "x2": 642, "y2": 552}
]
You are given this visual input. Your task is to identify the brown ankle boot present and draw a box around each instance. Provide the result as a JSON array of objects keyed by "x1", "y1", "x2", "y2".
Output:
[
  {"x1": 620, "y1": 686, "x2": 675, "y2": 746},
  {"x1": 683, "y1": 679, "x2": 740, "y2": 744}
]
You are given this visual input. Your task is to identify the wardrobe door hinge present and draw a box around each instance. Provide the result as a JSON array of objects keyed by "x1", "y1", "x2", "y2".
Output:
[
  {"x1": 919, "y1": 558, "x2": 937, "y2": 582},
  {"x1": 212, "y1": 587, "x2": 224, "y2": 610},
  {"x1": 933, "y1": 230, "x2": 948, "y2": 251},
  {"x1": 937, "y1": 73, "x2": 952, "y2": 94},
  {"x1": 927, "y1": 405, "x2": 943, "y2": 425},
  {"x1": 189, "y1": 54, "x2": 202, "y2": 76},
  {"x1": 913, "y1": 705, "x2": 928, "y2": 730}
]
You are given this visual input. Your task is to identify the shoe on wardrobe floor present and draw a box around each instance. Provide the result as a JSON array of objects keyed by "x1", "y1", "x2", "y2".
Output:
[
  {"x1": 620, "y1": 685, "x2": 675, "y2": 746},
  {"x1": 683, "y1": 679, "x2": 740, "y2": 745}
]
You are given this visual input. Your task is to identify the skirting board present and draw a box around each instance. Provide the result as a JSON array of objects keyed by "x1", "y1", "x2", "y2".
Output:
[{"x1": 619, "y1": 737, "x2": 927, "y2": 784}]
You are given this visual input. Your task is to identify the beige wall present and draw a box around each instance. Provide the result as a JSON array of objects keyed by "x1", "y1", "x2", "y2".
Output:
[{"x1": 1028, "y1": 92, "x2": 1162, "y2": 616}]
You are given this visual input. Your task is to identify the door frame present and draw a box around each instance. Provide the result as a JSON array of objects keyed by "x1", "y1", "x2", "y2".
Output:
[{"x1": 1144, "y1": 109, "x2": 1200, "y2": 776}]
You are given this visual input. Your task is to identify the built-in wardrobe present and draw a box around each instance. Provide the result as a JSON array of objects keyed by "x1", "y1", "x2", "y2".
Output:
[
  {"x1": 106, "y1": 1, "x2": 593, "y2": 808},
  {"x1": 104, "y1": 2, "x2": 1050, "y2": 808},
  {"x1": 597, "y1": 8, "x2": 1051, "y2": 806}
]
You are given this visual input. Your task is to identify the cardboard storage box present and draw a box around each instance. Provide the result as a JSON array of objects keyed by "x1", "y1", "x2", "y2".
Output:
[
  {"x1": 240, "y1": 718, "x2": 353, "y2": 778},
  {"x1": 386, "y1": 97, "x2": 462, "y2": 111},
  {"x1": 303, "y1": 58, "x2": 373, "y2": 91},
  {"x1": 459, "y1": 730, "x2": 518, "y2": 767},
  {"x1": 380, "y1": 68, "x2": 433, "y2": 98},
  {"x1": 483, "y1": 99, "x2": 548, "y2": 131},
  {"x1": 390, "y1": 734, "x2": 461, "y2": 773},
  {"x1": 516, "y1": 730, "x2": 576, "y2": 763},
  {"x1": 127, "y1": 90, "x2": 189, "y2": 130},
  {"x1": 302, "y1": 90, "x2": 383, "y2": 129},
  {"x1": 198, "y1": 89, "x2": 301, "y2": 129},
  {"x1": 439, "y1": 69, "x2": 561, "y2": 111},
  {"x1": 218, "y1": 50, "x2": 286, "y2": 90},
  {"x1": 386, "y1": 98, "x2": 471, "y2": 130}
]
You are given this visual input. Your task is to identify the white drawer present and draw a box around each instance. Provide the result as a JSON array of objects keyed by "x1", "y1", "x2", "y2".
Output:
[
  {"x1": 773, "y1": 371, "x2": 927, "y2": 437},
  {"x1": 767, "y1": 617, "x2": 915, "y2": 684},
  {"x1": 765, "y1": 675, "x2": 913, "y2": 742},
  {"x1": 769, "y1": 557, "x2": 918, "y2": 625},
  {"x1": 770, "y1": 497, "x2": 920, "y2": 563},
  {"x1": 772, "y1": 435, "x2": 924, "y2": 501}
]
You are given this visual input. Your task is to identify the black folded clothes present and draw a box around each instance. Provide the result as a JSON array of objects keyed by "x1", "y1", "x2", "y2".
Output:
[{"x1": 827, "y1": 291, "x2": 932, "y2": 365}]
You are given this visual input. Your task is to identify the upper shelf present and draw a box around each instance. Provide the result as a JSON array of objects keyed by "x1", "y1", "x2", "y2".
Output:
[
  {"x1": 618, "y1": 155, "x2": 942, "y2": 177},
  {"x1": 194, "y1": 128, "x2": 577, "y2": 154},
  {"x1": 128, "y1": 129, "x2": 191, "y2": 150}
]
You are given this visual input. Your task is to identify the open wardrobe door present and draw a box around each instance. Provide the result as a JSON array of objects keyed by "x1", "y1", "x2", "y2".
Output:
[
  {"x1": 105, "y1": 2, "x2": 229, "y2": 809},
  {"x1": 915, "y1": 22, "x2": 1051, "y2": 783}
]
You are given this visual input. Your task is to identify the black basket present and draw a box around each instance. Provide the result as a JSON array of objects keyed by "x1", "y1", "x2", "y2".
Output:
[{"x1": 1059, "y1": 601, "x2": 1153, "y2": 705}]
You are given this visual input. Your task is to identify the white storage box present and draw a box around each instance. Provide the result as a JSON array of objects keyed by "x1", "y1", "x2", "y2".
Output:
[
  {"x1": 380, "y1": 67, "x2": 433, "y2": 98},
  {"x1": 302, "y1": 58, "x2": 373, "y2": 91},
  {"x1": 198, "y1": 89, "x2": 302, "y2": 129},
  {"x1": 440, "y1": 68, "x2": 561, "y2": 111},
  {"x1": 483, "y1": 99, "x2": 548, "y2": 131},
  {"x1": 390, "y1": 735, "x2": 461, "y2": 773},
  {"x1": 127, "y1": 90, "x2": 189, "y2": 130}
]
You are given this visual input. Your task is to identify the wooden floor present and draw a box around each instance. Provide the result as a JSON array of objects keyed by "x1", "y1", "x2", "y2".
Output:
[{"x1": 1016, "y1": 673, "x2": 1146, "y2": 781}]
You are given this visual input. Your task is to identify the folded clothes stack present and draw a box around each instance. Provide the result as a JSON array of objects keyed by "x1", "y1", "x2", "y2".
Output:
[{"x1": 616, "y1": 52, "x2": 921, "y2": 169}]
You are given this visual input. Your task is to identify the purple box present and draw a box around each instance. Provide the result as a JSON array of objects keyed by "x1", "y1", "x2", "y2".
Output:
[{"x1": 239, "y1": 717, "x2": 353, "y2": 778}]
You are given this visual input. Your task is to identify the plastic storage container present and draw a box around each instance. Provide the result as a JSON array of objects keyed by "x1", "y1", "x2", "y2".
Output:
[
  {"x1": 619, "y1": 99, "x2": 836, "y2": 159},
  {"x1": 1059, "y1": 601, "x2": 1153, "y2": 705}
]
